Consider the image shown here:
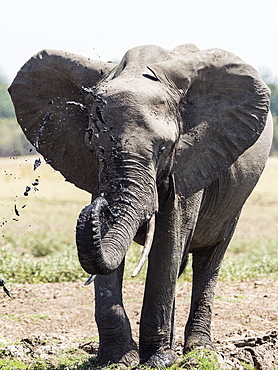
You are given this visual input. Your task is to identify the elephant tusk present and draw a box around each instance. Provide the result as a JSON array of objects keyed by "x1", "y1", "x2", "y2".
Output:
[
  {"x1": 84, "y1": 274, "x2": 97, "y2": 285},
  {"x1": 132, "y1": 213, "x2": 155, "y2": 278}
]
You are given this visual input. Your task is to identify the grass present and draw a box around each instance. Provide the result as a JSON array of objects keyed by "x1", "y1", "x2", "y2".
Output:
[
  {"x1": 0, "y1": 347, "x2": 95, "y2": 369},
  {"x1": 218, "y1": 156, "x2": 278, "y2": 281},
  {"x1": 0, "y1": 314, "x2": 22, "y2": 322},
  {"x1": 1, "y1": 155, "x2": 278, "y2": 285},
  {"x1": 0, "y1": 155, "x2": 90, "y2": 284},
  {"x1": 173, "y1": 349, "x2": 225, "y2": 370},
  {"x1": 0, "y1": 345, "x2": 251, "y2": 370}
]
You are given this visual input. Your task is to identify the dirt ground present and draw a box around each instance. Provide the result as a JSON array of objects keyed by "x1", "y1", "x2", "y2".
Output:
[{"x1": 1, "y1": 279, "x2": 278, "y2": 369}]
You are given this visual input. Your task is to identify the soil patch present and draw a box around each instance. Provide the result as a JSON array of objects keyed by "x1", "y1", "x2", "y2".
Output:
[{"x1": 1, "y1": 280, "x2": 278, "y2": 369}]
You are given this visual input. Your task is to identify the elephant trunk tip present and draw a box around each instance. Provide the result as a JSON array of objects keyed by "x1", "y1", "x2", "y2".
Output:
[{"x1": 76, "y1": 196, "x2": 112, "y2": 276}]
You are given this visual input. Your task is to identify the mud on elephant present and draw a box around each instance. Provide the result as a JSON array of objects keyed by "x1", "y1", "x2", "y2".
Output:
[{"x1": 9, "y1": 44, "x2": 272, "y2": 368}]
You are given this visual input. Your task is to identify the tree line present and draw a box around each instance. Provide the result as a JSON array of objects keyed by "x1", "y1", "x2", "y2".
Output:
[{"x1": 1, "y1": 75, "x2": 278, "y2": 157}]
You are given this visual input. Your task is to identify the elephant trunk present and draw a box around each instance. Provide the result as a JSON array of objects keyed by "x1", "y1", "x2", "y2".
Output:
[
  {"x1": 76, "y1": 158, "x2": 157, "y2": 275},
  {"x1": 76, "y1": 197, "x2": 115, "y2": 275}
]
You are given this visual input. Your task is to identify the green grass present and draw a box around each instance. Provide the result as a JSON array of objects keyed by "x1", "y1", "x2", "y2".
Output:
[
  {"x1": 220, "y1": 238, "x2": 278, "y2": 281},
  {"x1": 0, "y1": 244, "x2": 85, "y2": 284},
  {"x1": 2, "y1": 235, "x2": 278, "y2": 284},
  {"x1": 0, "y1": 345, "x2": 241, "y2": 370},
  {"x1": 173, "y1": 349, "x2": 223, "y2": 370},
  {"x1": 0, "y1": 314, "x2": 22, "y2": 322},
  {"x1": 0, "y1": 347, "x2": 96, "y2": 370},
  {"x1": 179, "y1": 237, "x2": 278, "y2": 282}
]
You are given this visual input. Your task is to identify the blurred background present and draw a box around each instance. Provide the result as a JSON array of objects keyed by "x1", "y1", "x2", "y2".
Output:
[{"x1": 1, "y1": 0, "x2": 278, "y2": 156}]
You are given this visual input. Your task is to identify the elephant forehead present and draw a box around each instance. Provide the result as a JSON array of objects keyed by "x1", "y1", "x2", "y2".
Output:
[
  {"x1": 96, "y1": 76, "x2": 172, "y2": 108},
  {"x1": 98, "y1": 93, "x2": 176, "y2": 132},
  {"x1": 98, "y1": 94, "x2": 177, "y2": 130}
]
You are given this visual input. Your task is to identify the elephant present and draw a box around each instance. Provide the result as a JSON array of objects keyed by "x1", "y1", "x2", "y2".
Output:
[{"x1": 9, "y1": 44, "x2": 272, "y2": 368}]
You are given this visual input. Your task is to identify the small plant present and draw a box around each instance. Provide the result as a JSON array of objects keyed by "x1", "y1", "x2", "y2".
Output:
[
  {"x1": 239, "y1": 362, "x2": 256, "y2": 370},
  {"x1": 0, "y1": 358, "x2": 28, "y2": 369},
  {"x1": 0, "y1": 342, "x2": 97, "y2": 370},
  {"x1": 0, "y1": 314, "x2": 22, "y2": 322},
  {"x1": 174, "y1": 348, "x2": 221, "y2": 369}
]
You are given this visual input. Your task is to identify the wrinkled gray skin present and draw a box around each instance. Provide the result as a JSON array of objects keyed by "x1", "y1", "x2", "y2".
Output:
[{"x1": 9, "y1": 44, "x2": 272, "y2": 368}]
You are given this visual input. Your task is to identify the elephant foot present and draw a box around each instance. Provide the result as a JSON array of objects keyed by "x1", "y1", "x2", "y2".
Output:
[
  {"x1": 141, "y1": 349, "x2": 177, "y2": 368},
  {"x1": 184, "y1": 334, "x2": 214, "y2": 353},
  {"x1": 98, "y1": 339, "x2": 139, "y2": 368}
]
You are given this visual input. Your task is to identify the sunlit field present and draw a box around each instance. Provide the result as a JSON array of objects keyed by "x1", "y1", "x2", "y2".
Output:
[{"x1": 1, "y1": 155, "x2": 278, "y2": 284}]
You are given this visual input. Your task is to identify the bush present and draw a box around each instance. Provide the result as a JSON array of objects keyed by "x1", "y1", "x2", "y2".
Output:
[{"x1": 0, "y1": 118, "x2": 34, "y2": 157}]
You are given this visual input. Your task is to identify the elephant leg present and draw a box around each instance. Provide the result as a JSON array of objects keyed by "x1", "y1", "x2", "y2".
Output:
[
  {"x1": 139, "y1": 192, "x2": 202, "y2": 367},
  {"x1": 94, "y1": 260, "x2": 139, "y2": 367},
  {"x1": 139, "y1": 237, "x2": 181, "y2": 367},
  {"x1": 184, "y1": 219, "x2": 239, "y2": 352}
]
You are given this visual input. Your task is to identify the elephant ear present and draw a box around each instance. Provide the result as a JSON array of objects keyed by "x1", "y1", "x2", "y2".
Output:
[
  {"x1": 148, "y1": 48, "x2": 270, "y2": 198},
  {"x1": 9, "y1": 49, "x2": 116, "y2": 194}
]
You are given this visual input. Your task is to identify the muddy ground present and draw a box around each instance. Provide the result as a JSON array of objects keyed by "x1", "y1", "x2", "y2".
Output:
[{"x1": 1, "y1": 279, "x2": 278, "y2": 369}]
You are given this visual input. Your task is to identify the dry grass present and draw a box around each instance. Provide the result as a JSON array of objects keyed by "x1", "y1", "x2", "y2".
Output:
[
  {"x1": 1, "y1": 154, "x2": 277, "y2": 241},
  {"x1": 234, "y1": 156, "x2": 278, "y2": 240},
  {"x1": 0, "y1": 155, "x2": 90, "y2": 245}
]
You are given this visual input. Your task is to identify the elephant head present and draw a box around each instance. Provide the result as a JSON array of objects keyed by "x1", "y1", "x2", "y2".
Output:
[{"x1": 9, "y1": 45, "x2": 270, "y2": 276}]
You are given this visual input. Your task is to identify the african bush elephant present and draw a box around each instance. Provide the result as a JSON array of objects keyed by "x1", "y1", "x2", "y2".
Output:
[{"x1": 9, "y1": 44, "x2": 272, "y2": 368}]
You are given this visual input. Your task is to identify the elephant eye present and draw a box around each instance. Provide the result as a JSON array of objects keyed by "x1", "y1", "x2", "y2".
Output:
[
  {"x1": 143, "y1": 73, "x2": 159, "y2": 82},
  {"x1": 158, "y1": 145, "x2": 166, "y2": 155}
]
